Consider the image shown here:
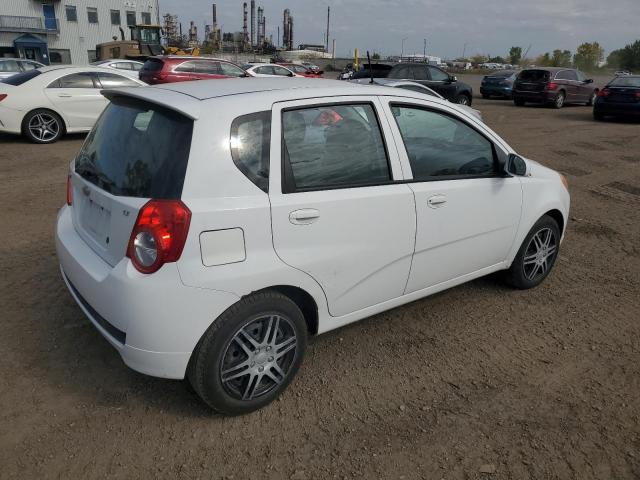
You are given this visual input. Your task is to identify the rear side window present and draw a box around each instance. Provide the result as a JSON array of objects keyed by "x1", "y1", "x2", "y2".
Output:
[
  {"x1": 141, "y1": 59, "x2": 163, "y2": 72},
  {"x1": 50, "y1": 73, "x2": 96, "y2": 88},
  {"x1": 518, "y1": 70, "x2": 550, "y2": 82},
  {"x1": 230, "y1": 111, "x2": 271, "y2": 192},
  {"x1": 391, "y1": 105, "x2": 496, "y2": 180},
  {"x1": 282, "y1": 103, "x2": 390, "y2": 192},
  {"x1": 96, "y1": 72, "x2": 139, "y2": 88},
  {"x1": 1, "y1": 69, "x2": 41, "y2": 85},
  {"x1": 0, "y1": 60, "x2": 20, "y2": 72},
  {"x1": 75, "y1": 97, "x2": 194, "y2": 198},
  {"x1": 220, "y1": 62, "x2": 247, "y2": 77}
]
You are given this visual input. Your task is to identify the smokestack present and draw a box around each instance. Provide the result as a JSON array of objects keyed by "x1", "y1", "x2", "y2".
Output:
[
  {"x1": 250, "y1": 0, "x2": 256, "y2": 47},
  {"x1": 326, "y1": 6, "x2": 330, "y2": 53},
  {"x1": 212, "y1": 4, "x2": 217, "y2": 25},
  {"x1": 243, "y1": 3, "x2": 249, "y2": 45},
  {"x1": 257, "y1": 7, "x2": 263, "y2": 45},
  {"x1": 288, "y1": 16, "x2": 293, "y2": 50},
  {"x1": 283, "y1": 9, "x2": 290, "y2": 50}
]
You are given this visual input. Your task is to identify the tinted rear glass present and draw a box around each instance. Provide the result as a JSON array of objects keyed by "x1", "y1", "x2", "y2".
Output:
[
  {"x1": 141, "y1": 59, "x2": 163, "y2": 72},
  {"x1": 610, "y1": 77, "x2": 640, "y2": 87},
  {"x1": 518, "y1": 70, "x2": 550, "y2": 82},
  {"x1": 1, "y1": 69, "x2": 42, "y2": 86},
  {"x1": 75, "y1": 97, "x2": 193, "y2": 198}
]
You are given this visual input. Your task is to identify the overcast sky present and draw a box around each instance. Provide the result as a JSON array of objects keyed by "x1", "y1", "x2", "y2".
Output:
[{"x1": 158, "y1": 0, "x2": 640, "y2": 59}]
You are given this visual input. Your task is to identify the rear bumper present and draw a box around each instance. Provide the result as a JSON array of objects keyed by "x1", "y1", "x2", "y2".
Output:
[
  {"x1": 513, "y1": 90, "x2": 554, "y2": 103},
  {"x1": 594, "y1": 100, "x2": 640, "y2": 116},
  {"x1": 480, "y1": 85, "x2": 512, "y2": 97},
  {"x1": 0, "y1": 105, "x2": 23, "y2": 134},
  {"x1": 56, "y1": 205, "x2": 240, "y2": 379}
]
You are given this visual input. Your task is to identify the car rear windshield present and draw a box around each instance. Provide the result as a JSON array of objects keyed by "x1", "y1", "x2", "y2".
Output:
[
  {"x1": 75, "y1": 96, "x2": 193, "y2": 199},
  {"x1": 1, "y1": 69, "x2": 42, "y2": 86},
  {"x1": 610, "y1": 77, "x2": 640, "y2": 87},
  {"x1": 141, "y1": 59, "x2": 163, "y2": 72},
  {"x1": 518, "y1": 70, "x2": 550, "y2": 82}
]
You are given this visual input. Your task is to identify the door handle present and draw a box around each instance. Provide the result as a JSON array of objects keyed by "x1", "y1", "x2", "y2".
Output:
[
  {"x1": 57, "y1": 93, "x2": 72, "y2": 98},
  {"x1": 427, "y1": 195, "x2": 447, "y2": 208},
  {"x1": 289, "y1": 209, "x2": 320, "y2": 225}
]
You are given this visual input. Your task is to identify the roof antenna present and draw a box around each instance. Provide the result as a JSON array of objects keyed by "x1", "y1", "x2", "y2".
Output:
[{"x1": 367, "y1": 50, "x2": 373, "y2": 84}]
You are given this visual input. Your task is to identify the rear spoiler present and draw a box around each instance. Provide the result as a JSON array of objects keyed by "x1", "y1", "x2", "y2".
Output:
[{"x1": 101, "y1": 87, "x2": 201, "y2": 120}]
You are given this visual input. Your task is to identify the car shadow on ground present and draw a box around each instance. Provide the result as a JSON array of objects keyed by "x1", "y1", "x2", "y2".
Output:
[{"x1": 0, "y1": 132, "x2": 87, "y2": 144}]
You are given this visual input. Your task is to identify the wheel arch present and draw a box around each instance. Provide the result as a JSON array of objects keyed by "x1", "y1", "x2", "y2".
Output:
[
  {"x1": 252, "y1": 285, "x2": 319, "y2": 336},
  {"x1": 21, "y1": 107, "x2": 67, "y2": 135},
  {"x1": 544, "y1": 208, "x2": 565, "y2": 234}
]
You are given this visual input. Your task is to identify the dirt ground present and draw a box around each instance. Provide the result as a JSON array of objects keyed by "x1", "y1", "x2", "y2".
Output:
[{"x1": 1, "y1": 75, "x2": 639, "y2": 480}]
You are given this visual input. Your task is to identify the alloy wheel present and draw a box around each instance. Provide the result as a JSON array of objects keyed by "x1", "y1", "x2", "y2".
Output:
[
  {"x1": 522, "y1": 227, "x2": 557, "y2": 281},
  {"x1": 555, "y1": 93, "x2": 565, "y2": 108},
  {"x1": 28, "y1": 113, "x2": 59, "y2": 142},
  {"x1": 220, "y1": 314, "x2": 298, "y2": 401},
  {"x1": 457, "y1": 95, "x2": 470, "y2": 105}
]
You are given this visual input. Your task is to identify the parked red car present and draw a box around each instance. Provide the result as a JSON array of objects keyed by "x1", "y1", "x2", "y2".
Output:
[
  {"x1": 139, "y1": 56, "x2": 249, "y2": 84},
  {"x1": 276, "y1": 63, "x2": 323, "y2": 78}
]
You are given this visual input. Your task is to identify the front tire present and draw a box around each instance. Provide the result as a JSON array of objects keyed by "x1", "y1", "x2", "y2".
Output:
[
  {"x1": 514, "y1": 97, "x2": 525, "y2": 106},
  {"x1": 188, "y1": 291, "x2": 308, "y2": 415},
  {"x1": 587, "y1": 90, "x2": 597, "y2": 106},
  {"x1": 504, "y1": 215, "x2": 561, "y2": 289},
  {"x1": 22, "y1": 109, "x2": 64, "y2": 144},
  {"x1": 455, "y1": 93, "x2": 471, "y2": 106},
  {"x1": 593, "y1": 110, "x2": 605, "y2": 121}
]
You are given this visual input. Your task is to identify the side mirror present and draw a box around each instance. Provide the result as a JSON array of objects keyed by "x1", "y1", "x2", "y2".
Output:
[
  {"x1": 288, "y1": 72, "x2": 294, "y2": 77},
  {"x1": 449, "y1": 75, "x2": 457, "y2": 83},
  {"x1": 507, "y1": 153, "x2": 527, "y2": 176},
  {"x1": 585, "y1": 78, "x2": 593, "y2": 84}
]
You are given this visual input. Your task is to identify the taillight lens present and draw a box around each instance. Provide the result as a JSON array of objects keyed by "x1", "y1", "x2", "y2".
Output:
[
  {"x1": 66, "y1": 175, "x2": 73, "y2": 206},
  {"x1": 546, "y1": 82, "x2": 558, "y2": 91},
  {"x1": 126, "y1": 200, "x2": 191, "y2": 274},
  {"x1": 597, "y1": 88, "x2": 610, "y2": 97},
  {"x1": 0, "y1": 94, "x2": 7, "y2": 102},
  {"x1": 635, "y1": 92, "x2": 640, "y2": 99}
]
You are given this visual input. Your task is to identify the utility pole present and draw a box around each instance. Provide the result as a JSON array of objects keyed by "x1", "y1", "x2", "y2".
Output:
[
  {"x1": 462, "y1": 42, "x2": 468, "y2": 60},
  {"x1": 423, "y1": 38, "x2": 426, "y2": 62},
  {"x1": 326, "y1": 6, "x2": 330, "y2": 53},
  {"x1": 401, "y1": 37, "x2": 408, "y2": 62}
]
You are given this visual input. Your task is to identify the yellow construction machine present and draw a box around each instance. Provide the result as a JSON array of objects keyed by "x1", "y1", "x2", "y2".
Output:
[{"x1": 96, "y1": 25, "x2": 200, "y2": 61}]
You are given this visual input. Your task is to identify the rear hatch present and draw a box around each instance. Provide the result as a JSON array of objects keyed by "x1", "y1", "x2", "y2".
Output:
[
  {"x1": 603, "y1": 77, "x2": 640, "y2": 103},
  {"x1": 515, "y1": 69, "x2": 550, "y2": 92},
  {"x1": 71, "y1": 95, "x2": 194, "y2": 267}
]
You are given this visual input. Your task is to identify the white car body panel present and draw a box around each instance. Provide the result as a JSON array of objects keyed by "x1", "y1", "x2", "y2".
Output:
[{"x1": 55, "y1": 78, "x2": 570, "y2": 379}]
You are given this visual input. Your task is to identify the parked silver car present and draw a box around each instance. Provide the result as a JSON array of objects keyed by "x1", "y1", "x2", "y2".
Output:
[{"x1": 0, "y1": 58, "x2": 45, "y2": 80}]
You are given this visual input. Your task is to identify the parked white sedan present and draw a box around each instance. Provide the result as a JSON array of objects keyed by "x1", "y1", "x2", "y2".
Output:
[
  {"x1": 56, "y1": 78, "x2": 570, "y2": 415},
  {"x1": 0, "y1": 66, "x2": 145, "y2": 143},
  {"x1": 243, "y1": 63, "x2": 301, "y2": 77},
  {"x1": 90, "y1": 59, "x2": 145, "y2": 79}
]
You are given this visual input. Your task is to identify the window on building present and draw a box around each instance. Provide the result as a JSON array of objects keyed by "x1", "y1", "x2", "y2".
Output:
[
  {"x1": 49, "y1": 49, "x2": 72, "y2": 65},
  {"x1": 141, "y1": 12, "x2": 152, "y2": 25},
  {"x1": 87, "y1": 50, "x2": 97, "y2": 63},
  {"x1": 65, "y1": 5, "x2": 77, "y2": 22},
  {"x1": 126, "y1": 11, "x2": 137, "y2": 26},
  {"x1": 110, "y1": 10, "x2": 121, "y2": 25},
  {"x1": 87, "y1": 7, "x2": 98, "y2": 24}
]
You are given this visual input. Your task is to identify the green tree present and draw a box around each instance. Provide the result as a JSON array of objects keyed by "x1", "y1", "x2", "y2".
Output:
[
  {"x1": 573, "y1": 42, "x2": 604, "y2": 71},
  {"x1": 372, "y1": 52, "x2": 381, "y2": 60},
  {"x1": 509, "y1": 46, "x2": 522, "y2": 65},
  {"x1": 607, "y1": 49, "x2": 624, "y2": 69},
  {"x1": 535, "y1": 53, "x2": 551, "y2": 66},
  {"x1": 551, "y1": 49, "x2": 572, "y2": 67},
  {"x1": 618, "y1": 40, "x2": 640, "y2": 70},
  {"x1": 470, "y1": 54, "x2": 487, "y2": 65},
  {"x1": 489, "y1": 55, "x2": 506, "y2": 64}
]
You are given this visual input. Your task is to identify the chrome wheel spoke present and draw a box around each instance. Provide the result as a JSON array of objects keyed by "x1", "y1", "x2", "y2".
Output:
[
  {"x1": 234, "y1": 329, "x2": 258, "y2": 355},
  {"x1": 275, "y1": 336, "x2": 296, "y2": 360},
  {"x1": 221, "y1": 360, "x2": 251, "y2": 382},
  {"x1": 242, "y1": 372, "x2": 263, "y2": 400},
  {"x1": 263, "y1": 315, "x2": 279, "y2": 344}
]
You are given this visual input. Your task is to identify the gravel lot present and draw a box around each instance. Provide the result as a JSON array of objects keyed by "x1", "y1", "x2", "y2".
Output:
[{"x1": 1, "y1": 75, "x2": 639, "y2": 479}]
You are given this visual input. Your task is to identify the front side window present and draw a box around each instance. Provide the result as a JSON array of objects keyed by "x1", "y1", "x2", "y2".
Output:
[
  {"x1": 428, "y1": 66, "x2": 450, "y2": 82},
  {"x1": 220, "y1": 62, "x2": 247, "y2": 77},
  {"x1": 273, "y1": 66, "x2": 292, "y2": 76},
  {"x1": 193, "y1": 61, "x2": 221, "y2": 74},
  {"x1": 65, "y1": 5, "x2": 77, "y2": 22},
  {"x1": 19, "y1": 61, "x2": 39, "y2": 71},
  {"x1": 391, "y1": 105, "x2": 496, "y2": 180},
  {"x1": 390, "y1": 65, "x2": 411, "y2": 79},
  {"x1": 282, "y1": 103, "x2": 390, "y2": 191},
  {"x1": 96, "y1": 72, "x2": 139, "y2": 88},
  {"x1": 110, "y1": 9, "x2": 121, "y2": 25},
  {"x1": 87, "y1": 7, "x2": 98, "y2": 24},
  {"x1": 0, "y1": 60, "x2": 19, "y2": 72},
  {"x1": 411, "y1": 66, "x2": 428, "y2": 80},
  {"x1": 230, "y1": 111, "x2": 271, "y2": 192}
]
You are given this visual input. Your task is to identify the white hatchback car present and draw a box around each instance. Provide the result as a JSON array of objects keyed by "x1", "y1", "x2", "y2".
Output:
[
  {"x1": 0, "y1": 66, "x2": 145, "y2": 143},
  {"x1": 56, "y1": 78, "x2": 570, "y2": 415},
  {"x1": 243, "y1": 63, "x2": 301, "y2": 78}
]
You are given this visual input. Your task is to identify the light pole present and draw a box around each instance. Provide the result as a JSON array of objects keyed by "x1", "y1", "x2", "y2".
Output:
[
  {"x1": 423, "y1": 38, "x2": 426, "y2": 62},
  {"x1": 401, "y1": 37, "x2": 408, "y2": 62}
]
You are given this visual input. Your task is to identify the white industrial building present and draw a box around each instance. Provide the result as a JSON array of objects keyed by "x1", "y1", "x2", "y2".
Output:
[{"x1": 0, "y1": 0, "x2": 159, "y2": 65}]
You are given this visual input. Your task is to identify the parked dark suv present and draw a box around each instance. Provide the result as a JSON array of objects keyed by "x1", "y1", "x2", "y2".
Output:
[
  {"x1": 513, "y1": 68, "x2": 598, "y2": 108},
  {"x1": 387, "y1": 63, "x2": 474, "y2": 105}
]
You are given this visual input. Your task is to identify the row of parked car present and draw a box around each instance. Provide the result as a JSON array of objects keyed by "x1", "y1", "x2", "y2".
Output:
[
  {"x1": 0, "y1": 56, "x2": 325, "y2": 144},
  {"x1": 481, "y1": 67, "x2": 640, "y2": 120}
]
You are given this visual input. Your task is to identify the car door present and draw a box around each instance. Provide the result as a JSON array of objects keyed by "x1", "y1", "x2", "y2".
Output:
[
  {"x1": 381, "y1": 98, "x2": 522, "y2": 293},
  {"x1": 44, "y1": 72, "x2": 106, "y2": 130},
  {"x1": 426, "y1": 66, "x2": 458, "y2": 100},
  {"x1": 269, "y1": 97, "x2": 416, "y2": 317},
  {"x1": 172, "y1": 60, "x2": 200, "y2": 81},
  {"x1": 555, "y1": 70, "x2": 578, "y2": 102},
  {"x1": 575, "y1": 70, "x2": 593, "y2": 101}
]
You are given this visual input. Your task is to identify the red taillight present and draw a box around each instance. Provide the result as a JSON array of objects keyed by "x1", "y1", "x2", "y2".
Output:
[
  {"x1": 126, "y1": 200, "x2": 191, "y2": 274},
  {"x1": 66, "y1": 175, "x2": 73, "y2": 206},
  {"x1": 635, "y1": 92, "x2": 640, "y2": 99},
  {"x1": 597, "y1": 89, "x2": 610, "y2": 97},
  {"x1": 546, "y1": 82, "x2": 558, "y2": 91},
  {"x1": 0, "y1": 94, "x2": 7, "y2": 102}
]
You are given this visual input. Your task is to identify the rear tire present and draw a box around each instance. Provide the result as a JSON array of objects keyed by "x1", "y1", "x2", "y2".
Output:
[
  {"x1": 552, "y1": 91, "x2": 565, "y2": 109},
  {"x1": 593, "y1": 111, "x2": 605, "y2": 121},
  {"x1": 504, "y1": 215, "x2": 561, "y2": 290},
  {"x1": 481, "y1": 94, "x2": 490, "y2": 99},
  {"x1": 587, "y1": 90, "x2": 597, "y2": 106},
  {"x1": 187, "y1": 291, "x2": 308, "y2": 415},
  {"x1": 22, "y1": 109, "x2": 64, "y2": 144},
  {"x1": 514, "y1": 98, "x2": 525, "y2": 106}
]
